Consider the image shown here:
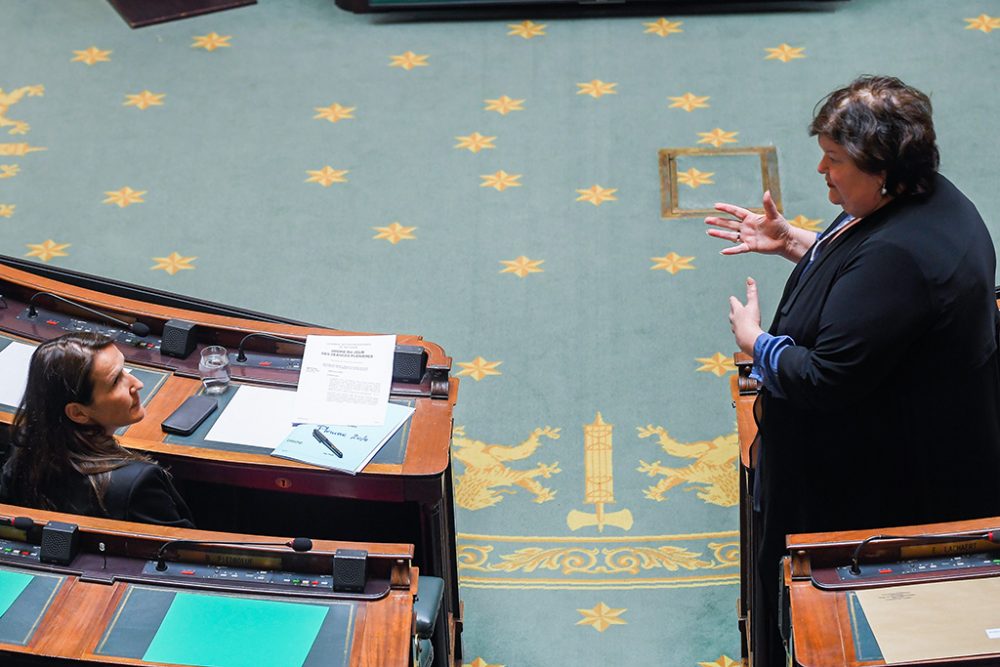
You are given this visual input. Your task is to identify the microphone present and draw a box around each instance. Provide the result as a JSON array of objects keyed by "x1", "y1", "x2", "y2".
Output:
[
  {"x1": 27, "y1": 292, "x2": 150, "y2": 337},
  {"x1": 1, "y1": 516, "x2": 36, "y2": 531},
  {"x1": 155, "y1": 537, "x2": 313, "y2": 571},
  {"x1": 849, "y1": 529, "x2": 1000, "y2": 575},
  {"x1": 236, "y1": 332, "x2": 306, "y2": 362}
]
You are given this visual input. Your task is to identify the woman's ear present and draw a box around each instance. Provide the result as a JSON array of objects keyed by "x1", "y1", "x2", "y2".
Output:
[{"x1": 65, "y1": 402, "x2": 93, "y2": 425}]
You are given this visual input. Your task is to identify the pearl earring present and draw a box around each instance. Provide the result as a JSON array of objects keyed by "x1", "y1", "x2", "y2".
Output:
[{"x1": 880, "y1": 183, "x2": 887, "y2": 196}]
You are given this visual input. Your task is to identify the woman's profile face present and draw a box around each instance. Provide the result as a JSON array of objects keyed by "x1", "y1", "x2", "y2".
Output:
[
  {"x1": 73, "y1": 345, "x2": 146, "y2": 433},
  {"x1": 816, "y1": 135, "x2": 887, "y2": 218}
]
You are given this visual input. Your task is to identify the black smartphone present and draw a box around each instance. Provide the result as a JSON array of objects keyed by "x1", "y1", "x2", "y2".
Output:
[{"x1": 161, "y1": 395, "x2": 218, "y2": 436}]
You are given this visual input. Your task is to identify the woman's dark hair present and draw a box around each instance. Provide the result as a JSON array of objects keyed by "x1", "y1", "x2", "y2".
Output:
[
  {"x1": 809, "y1": 75, "x2": 939, "y2": 197},
  {"x1": 7, "y1": 332, "x2": 146, "y2": 511}
]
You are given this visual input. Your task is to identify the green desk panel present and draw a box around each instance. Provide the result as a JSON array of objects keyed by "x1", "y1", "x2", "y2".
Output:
[
  {"x1": 96, "y1": 585, "x2": 356, "y2": 667},
  {"x1": 0, "y1": 568, "x2": 65, "y2": 647}
]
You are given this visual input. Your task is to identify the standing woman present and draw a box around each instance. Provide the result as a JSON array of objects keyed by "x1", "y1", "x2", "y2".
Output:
[
  {"x1": 0, "y1": 332, "x2": 194, "y2": 528},
  {"x1": 706, "y1": 75, "x2": 1000, "y2": 667}
]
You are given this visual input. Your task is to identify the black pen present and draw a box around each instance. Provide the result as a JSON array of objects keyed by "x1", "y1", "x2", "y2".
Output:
[{"x1": 312, "y1": 428, "x2": 343, "y2": 458}]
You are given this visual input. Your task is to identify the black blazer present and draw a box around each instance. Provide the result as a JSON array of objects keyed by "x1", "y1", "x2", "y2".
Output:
[
  {"x1": 0, "y1": 460, "x2": 195, "y2": 529},
  {"x1": 751, "y1": 174, "x2": 1000, "y2": 667}
]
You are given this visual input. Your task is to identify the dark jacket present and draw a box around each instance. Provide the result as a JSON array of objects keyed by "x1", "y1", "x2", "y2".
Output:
[
  {"x1": 0, "y1": 460, "x2": 195, "y2": 529},
  {"x1": 753, "y1": 174, "x2": 1000, "y2": 666}
]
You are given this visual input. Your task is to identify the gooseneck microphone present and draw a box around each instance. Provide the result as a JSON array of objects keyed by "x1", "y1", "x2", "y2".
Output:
[
  {"x1": 235, "y1": 332, "x2": 306, "y2": 362},
  {"x1": 27, "y1": 292, "x2": 150, "y2": 337},
  {"x1": 154, "y1": 537, "x2": 313, "y2": 571},
  {"x1": 849, "y1": 529, "x2": 1000, "y2": 575}
]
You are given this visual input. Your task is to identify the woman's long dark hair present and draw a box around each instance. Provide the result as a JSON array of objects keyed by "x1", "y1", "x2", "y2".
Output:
[{"x1": 7, "y1": 332, "x2": 147, "y2": 512}]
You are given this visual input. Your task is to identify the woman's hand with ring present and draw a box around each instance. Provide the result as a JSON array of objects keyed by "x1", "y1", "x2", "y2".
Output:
[{"x1": 705, "y1": 190, "x2": 792, "y2": 257}]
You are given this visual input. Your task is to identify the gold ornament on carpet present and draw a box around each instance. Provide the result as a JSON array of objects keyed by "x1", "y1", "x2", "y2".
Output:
[
  {"x1": 567, "y1": 413, "x2": 633, "y2": 532},
  {"x1": 0, "y1": 85, "x2": 43, "y2": 135}
]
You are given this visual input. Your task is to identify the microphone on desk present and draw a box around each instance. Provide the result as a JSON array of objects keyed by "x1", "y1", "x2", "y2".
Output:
[
  {"x1": 154, "y1": 536, "x2": 313, "y2": 571},
  {"x1": 27, "y1": 292, "x2": 150, "y2": 337},
  {"x1": 849, "y1": 529, "x2": 1000, "y2": 575},
  {"x1": 235, "y1": 332, "x2": 307, "y2": 362}
]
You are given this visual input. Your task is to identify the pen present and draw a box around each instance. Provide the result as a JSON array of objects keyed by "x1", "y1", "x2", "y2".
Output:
[{"x1": 313, "y1": 428, "x2": 343, "y2": 458}]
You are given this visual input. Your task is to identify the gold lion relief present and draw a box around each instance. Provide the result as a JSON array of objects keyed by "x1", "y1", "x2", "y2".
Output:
[
  {"x1": 636, "y1": 426, "x2": 739, "y2": 507},
  {"x1": 0, "y1": 85, "x2": 44, "y2": 135},
  {"x1": 452, "y1": 425, "x2": 561, "y2": 510}
]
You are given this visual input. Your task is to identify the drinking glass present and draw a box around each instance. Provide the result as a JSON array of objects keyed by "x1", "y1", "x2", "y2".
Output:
[{"x1": 199, "y1": 345, "x2": 231, "y2": 394}]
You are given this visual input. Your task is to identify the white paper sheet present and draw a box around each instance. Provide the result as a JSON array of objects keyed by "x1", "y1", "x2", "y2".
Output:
[
  {"x1": 0, "y1": 341, "x2": 35, "y2": 408},
  {"x1": 293, "y1": 334, "x2": 396, "y2": 426},
  {"x1": 205, "y1": 384, "x2": 298, "y2": 449}
]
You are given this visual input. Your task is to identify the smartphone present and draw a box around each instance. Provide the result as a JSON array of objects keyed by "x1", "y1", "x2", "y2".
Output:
[{"x1": 161, "y1": 395, "x2": 218, "y2": 436}]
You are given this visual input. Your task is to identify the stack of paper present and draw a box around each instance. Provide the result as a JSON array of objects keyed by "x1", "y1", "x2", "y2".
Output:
[{"x1": 271, "y1": 402, "x2": 415, "y2": 474}]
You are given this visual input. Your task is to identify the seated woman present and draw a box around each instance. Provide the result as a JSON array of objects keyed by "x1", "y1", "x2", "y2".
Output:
[{"x1": 0, "y1": 332, "x2": 194, "y2": 527}]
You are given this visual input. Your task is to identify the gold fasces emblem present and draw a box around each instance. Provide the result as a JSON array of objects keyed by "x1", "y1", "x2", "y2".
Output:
[{"x1": 567, "y1": 413, "x2": 633, "y2": 532}]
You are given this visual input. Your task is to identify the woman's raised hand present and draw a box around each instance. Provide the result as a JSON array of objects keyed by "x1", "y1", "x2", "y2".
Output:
[{"x1": 705, "y1": 190, "x2": 798, "y2": 259}]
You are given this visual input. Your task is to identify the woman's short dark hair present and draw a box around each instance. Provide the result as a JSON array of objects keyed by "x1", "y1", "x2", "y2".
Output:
[
  {"x1": 7, "y1": 332, "x2": 146, "y2": 511},
  {"x1": 809, "y1": 75, "x2": 939, "y2": 197}
]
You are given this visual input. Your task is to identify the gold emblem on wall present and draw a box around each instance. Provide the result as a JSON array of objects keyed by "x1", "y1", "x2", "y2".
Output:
[
  {"x1": 567, "y1": 413, "x2": 633, "y2": 532},
  {"x1": 636, "y1": 426, "x2": 738, "y2": 507},
  {"x1": 452, "y1": 425, "x2": 561, "y2": 510}
]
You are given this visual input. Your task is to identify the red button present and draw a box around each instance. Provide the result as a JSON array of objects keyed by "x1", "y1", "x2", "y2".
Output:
[
  {"x1": 878, "y1": 568, "x2": 892, "y2": 574},
  {"x1": 181, "y1": 570, "x2": 195, "y2": 575}
]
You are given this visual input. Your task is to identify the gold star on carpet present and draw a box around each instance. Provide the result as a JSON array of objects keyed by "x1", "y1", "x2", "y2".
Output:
[
  {"x1": 789, "y1": 214, "x2": 823, "y2": 232},
  {"x1": 456, "y1": 357, "x2": 503, "y2": 381},
  {"x1": 123, "y1": 91, "x2": 165, "y2": 110},
  {"x1": 697, "y1": 128, "x2": 738, "y2": 148},
  {"x1": 500, "y1": 256, "x2": 544, "y2": 277},
  {"x1": 71, "y1": 46, "x2": 111, "y2": 65},
  {"x1": 463, "y1": 659, "x2": 505, "y2": 667},
  {"x1": 643, "y1": 18, "x2": 683, "y2": 36},
  {"x1": 576, "y1": 80, "x2": 617, "y2": 98},
  {"x1": 765, "y1": 43, "x2": 806, "y2": 62},
  {"x1": 0, "y1": 165, "x2": 19, "y2": 179},
  {"x1": 576, "y1": 602, "x2": 627, "y2": 633},
  {"x1": 313, "y1": 103, "x2": 355, "y2": 123},
  {"x1": 25, "y1": 240, "x2": 70, "y2": 262},
  {"x1": 481, "y1": 171, "x2": 522, "y2": 191},
  {"x1": 699, "y1": 656, "x2": 740, "y2": 667},
  {"x1": 696, "y1": 352, "x2": 736, "y2": 377},
  {"x1": 372, "y1": 222, "x2": 416, "y2": 244},
  {"x1": 677, "y1": 167, "x2": 714, "y2": 188},
  {"x1": 576, "y1": 185, "x2": 618, "y2": 206},
  {"x1": 965, "y1": 14, "x2": 1000, "y2": 33},
  {"x1": 507, "y1": 20, "x2": 546, "y2": 39},
  {"x1": 455, "y1": 132, "x2": 496, "y2": 153},
  {"x1": 668, "y1": 92, "x2": 710, "y2": 112},
  {"x1": 389, "y1": 51, "x2": 429, "y2": 70},
  {"x1": 103, "y1": 187, "x2": 146, "y2": 208},
  {"x1": 192, "y1": 32, "x2": 231, "y2": 51},
  {"x1": 651, "y1": 251, "x2": 695, "y2": 274},
  {"x1": 151, "y1": 252, "x2": 196, "y2": 275},
  {"x1": 484, "y1": 95, "x2": 525, "y2": 115},
  {"x1": 0, "y1": 204, "x2": 15, "y2": 218},
  {"x1": 305, "y1": 166, "x2": 349, "y2": 186}
]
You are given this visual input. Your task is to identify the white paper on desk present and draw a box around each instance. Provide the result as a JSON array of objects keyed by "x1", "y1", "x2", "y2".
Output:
[
  {"x1": 205, "y1": 384, "x2": 297, "y2": 449},
  {"x1": 0, "y1": 341, "x2": 35, "y2": 408},
  {"x1": 292, "y1": 334, "x2": 395, "y2": 426},
  {"x1": 855, "y1": 576, "x2": 1000, "y2": 663}
]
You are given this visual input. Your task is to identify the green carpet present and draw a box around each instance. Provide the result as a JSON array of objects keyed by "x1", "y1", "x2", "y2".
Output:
[{"x1": 2, "y1": 0, "x2": 999, "y2": 664}]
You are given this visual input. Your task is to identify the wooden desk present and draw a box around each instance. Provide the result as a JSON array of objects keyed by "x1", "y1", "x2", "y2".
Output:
[
  {"x1": 0, "y1": 256, "x2": 461, "y2": 665},
  {"x1": 0, "y1": 504, "x2": 417, "y2": 666},
  {"x1": 784, "y1": 517, "x2": 1000, "y2": 666}
]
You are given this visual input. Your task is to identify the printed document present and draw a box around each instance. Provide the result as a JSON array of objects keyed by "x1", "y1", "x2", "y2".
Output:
[
  {"x1": 293, "y1": 334, "x2": 395, "y2": 426},
  {"x1": 0, "y1": 341, "x2": 35, "y2": 408}
]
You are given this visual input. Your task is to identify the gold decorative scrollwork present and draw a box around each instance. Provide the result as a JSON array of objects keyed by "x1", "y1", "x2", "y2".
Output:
[
  {"x1": 457, "y1": 544, "x2": 493, "y2": 571},
  {"x1": 706, "y1": 541, "x2": 740, "y2": 567}
]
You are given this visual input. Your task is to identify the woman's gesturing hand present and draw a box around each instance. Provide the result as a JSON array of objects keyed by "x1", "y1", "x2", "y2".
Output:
[
  {"x1": 729, "y1": 277, "x2": 763, "y2": 356},
  {"x1": 706, "y1": 190, "x2": 811, "y2": 262}
]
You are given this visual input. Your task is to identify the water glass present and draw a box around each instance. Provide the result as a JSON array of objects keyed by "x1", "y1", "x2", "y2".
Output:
[{"x1": 199, "y1": 345, "x2": 231, "y2": 394}]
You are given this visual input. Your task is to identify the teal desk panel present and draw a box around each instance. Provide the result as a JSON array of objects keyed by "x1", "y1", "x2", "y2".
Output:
[
  {"x1": 96, "y1": 585, "x2": 356, "y2": 667},
  {"x1": 0, "y1": 568, "x2": 65, "y2": 647}
]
